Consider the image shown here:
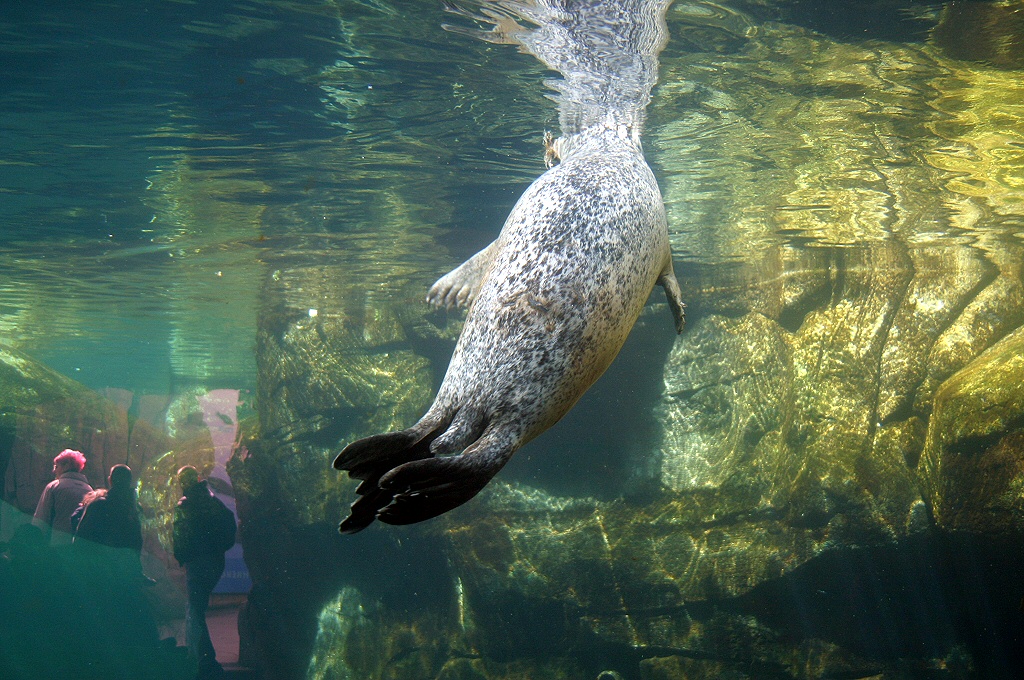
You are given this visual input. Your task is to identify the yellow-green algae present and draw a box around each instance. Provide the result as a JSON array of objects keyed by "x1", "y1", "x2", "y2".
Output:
[{"x1": 921, "y1": 325, "x2": 1024, "y2": 537}]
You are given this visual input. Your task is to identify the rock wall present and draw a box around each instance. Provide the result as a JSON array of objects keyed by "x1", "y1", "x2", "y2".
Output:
[{"x1": 230, "y1": 231, "x2": 1024, "y2": 679}]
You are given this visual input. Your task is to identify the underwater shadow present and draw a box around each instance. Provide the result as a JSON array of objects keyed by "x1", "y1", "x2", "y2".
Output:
[{"x1": 726, "y1": 532, "x2": 1024, "y2": 677}]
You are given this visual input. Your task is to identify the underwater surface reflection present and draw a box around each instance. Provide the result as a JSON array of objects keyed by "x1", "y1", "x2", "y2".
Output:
[{"x1": 2, "y1": 1, "x2": 1024, "y2": 679}]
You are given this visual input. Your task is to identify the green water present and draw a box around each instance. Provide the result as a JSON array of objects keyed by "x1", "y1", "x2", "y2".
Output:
[
  {"x1": 2, "y1": 0, "x2": 1021, "y2": 396},
  {"x1": 0, "y1": 0, "x2": 552, "y2": 395}
]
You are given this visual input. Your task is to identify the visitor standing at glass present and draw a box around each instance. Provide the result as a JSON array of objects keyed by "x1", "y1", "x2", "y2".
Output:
[
  {"x1": 173, "y1": 465, "x2": 236, "y2": 679},
  {"x1": 33, "y1": 449, "x2": 93, "y2": 546},
  {"x1": 74, "y1": 464, "x2": 146, "y2": 577}
]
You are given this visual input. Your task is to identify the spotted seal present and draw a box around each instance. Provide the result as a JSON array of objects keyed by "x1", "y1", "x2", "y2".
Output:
[{"x1": 332, "y1": 121, "x2": 685, "y2": 533}]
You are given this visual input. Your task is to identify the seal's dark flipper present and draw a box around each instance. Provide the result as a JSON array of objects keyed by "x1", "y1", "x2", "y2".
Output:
[
  {"x1": 337, "y1": 428, "x2": 514, "y2": 531},
  {"x1": 658, "y1": 267, "x2": 686, "y2": 334},
  {"x1": 426, "y1": 240, "x2": 499, "y2": 310},
  {"x1": 334, "y1": 430, "x2": 419, "y2": 475},
  {"x1": 334, "y1": 425, "x2": 445, "y2": 534},
  {"x1": 376, "y1": 438, "x2": 513, "y2": 526}
]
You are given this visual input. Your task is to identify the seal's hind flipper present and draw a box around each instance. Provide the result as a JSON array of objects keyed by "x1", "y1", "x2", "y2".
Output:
[
  {"x1": 658, "y1": 266, "x2": 686, "y2": 334},
  {"x1": 334, "y1": 425, "x2": 445, "y2": 534},
  {"x1": 427, "y1": 240, "x2": 499, "y2": 310},
  {"x1": 376, "y1": 435, "x2": 514, "y2": 526},
  {"x1": 333, "y1": 430, "x2": 426, "y2": 476}
]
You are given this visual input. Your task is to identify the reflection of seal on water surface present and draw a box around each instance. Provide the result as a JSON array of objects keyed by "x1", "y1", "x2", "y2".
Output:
[
  {"x1": 332, "y1": 124, "x2": 685, "y2": 533},
  {"x1": 332, "y1": 0, "x2": 685, "y2": 533}
]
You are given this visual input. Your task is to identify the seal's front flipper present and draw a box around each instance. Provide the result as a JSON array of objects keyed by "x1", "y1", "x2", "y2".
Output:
[
  {"x1": 658, "y1": 265, "x2": 686, "y2": 334},
  {"x1": 334, "y1": 425, "x2": 444, "y2": 534},
  {"x1": 427, "y1": 240, "x2": 499, "y2": 310},
  {"x1": 375, "y1": 434, "x2": 514, "y2": 526}
]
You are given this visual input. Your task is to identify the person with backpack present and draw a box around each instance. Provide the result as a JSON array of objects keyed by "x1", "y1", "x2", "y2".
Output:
[{"x1": 172, "y1": 465, "x2": 236, "y2": 679}]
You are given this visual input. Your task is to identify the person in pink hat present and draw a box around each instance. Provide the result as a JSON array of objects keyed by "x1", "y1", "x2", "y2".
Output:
[{"x1": 33, "y1": 449, "x2": 93, "y2": 546}]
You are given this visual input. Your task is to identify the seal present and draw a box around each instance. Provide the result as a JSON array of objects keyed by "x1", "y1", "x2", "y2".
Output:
[{"x1": 333, "y1": 123, "x2": 685, "y2": 533}]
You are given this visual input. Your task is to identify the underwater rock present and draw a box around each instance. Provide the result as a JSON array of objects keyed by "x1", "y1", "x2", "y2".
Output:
[
  {"x1": 913, "y1": 255, "x2": 1024, "y2": 416},
  {"x1": 444, "y1": 483, "x2": 803, "y2": 650},
  {"x1": 226, "y1": 262, "x2": 446, "y2": 679},
  {"x1": 877, "y1": 244, "x2": 988, "y2": 424},
  {"x1": 657, "y1": 311, "x2": 791, "y2": 493},
  {"x1": 304, "y1": 586, "x2": 444, "y2": 680},
  {"x1": 442, "y1": 483, "x2": 948, "y2": 678},
  {"x1": 432, "y1": 231, "x2": 1020, "y2": 675},
  {"x1": 239, "y1": 262, "x2": 437, "y2": 529},
  {"x1": 227, "y1": 177, "x2": 462, "y2": 678},
  {"x1": 933, "y1": 0, "x2": 1024, "y2": 70},
  {"x1": 659, "y1": 243, "x2": 922, "y2": 538},
  {"x1": 919, "y1": 325, "x2": 1024, "y2": 537},
  {"x1": 639, "y1": 656, "x2": 739, "y2": 680}
]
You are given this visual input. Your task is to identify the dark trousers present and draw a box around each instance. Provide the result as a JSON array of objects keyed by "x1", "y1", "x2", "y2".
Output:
[{"x1": 184, "y1": 553, "x2": 225, "y2": 670}]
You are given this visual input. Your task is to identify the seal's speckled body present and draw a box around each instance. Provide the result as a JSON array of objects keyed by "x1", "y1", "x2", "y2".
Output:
[{"x1": 333, "y1": 0, "x2": 684, "y2": 533}]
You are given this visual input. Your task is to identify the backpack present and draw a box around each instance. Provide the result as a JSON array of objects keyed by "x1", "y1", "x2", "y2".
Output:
[{"x1": 207, "y1": 495, "x2": 237, "y2": 554}]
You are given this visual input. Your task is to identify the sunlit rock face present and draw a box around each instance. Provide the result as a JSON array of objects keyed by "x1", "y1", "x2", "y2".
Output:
[
  {"x1": 654, "y1": 242, "x2": 938, "y2": 559},
  {"x1": 921, "y1": 326, "x2": 1024, "y2": 538}
]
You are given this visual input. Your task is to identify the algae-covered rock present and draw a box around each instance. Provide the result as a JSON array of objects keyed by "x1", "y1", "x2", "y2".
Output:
[
  {"x1": 657, "y1": 312, "x2": 792, "y2": 494},
  {"x1": 913, "y1": 253, "x2": 1024, "y2": 415},
  {"x1": 655, "y1": 243, "x2": 923, "y2": 553},
  {"x1": 306, "y1": 580, "x2": 591, "y2": 680},
  {"x1": 307, "y1": 586, "x2": 455, "y2": 680},
  {"x1": 920, "y1": 326, "x2": 1024, "y2": 537},
  {"x1": 877, "y1": 245, "x2": 989, "y2": 423},
  {"x1": 243, "y1": 278, "x2": 435, "y2": 527},
  {"x1": 235, "y1": 260, "x2": 440, "y2": 530},
  {"x1": 444, "y1": 483, "x2": 805, "y2": 627}
]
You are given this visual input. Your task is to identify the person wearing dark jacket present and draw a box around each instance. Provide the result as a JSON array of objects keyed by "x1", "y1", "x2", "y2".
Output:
[
  {"x1": 173, "y1": 465, "x2": 235, "y2": 679},
  {"x1": 72, "y1": 464, "x2": 162, "y2": 672},
  {"x1": 73, "y1": 464, "x2": 146, "y2": 581},
  {"x1": 74, "y1": 464, "x2": 144, "y2": 551}
]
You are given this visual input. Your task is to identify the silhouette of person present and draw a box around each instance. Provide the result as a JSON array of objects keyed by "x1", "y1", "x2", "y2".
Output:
[
  {"x1": 73, "y1": 464, "x2": 147, "y2": 582},
  {"x1": 173, "y1": 465, "x2": 235, "y2": 679},
  {"x1": 33, "y1": 449, "x2": 93, "y2": 546}
]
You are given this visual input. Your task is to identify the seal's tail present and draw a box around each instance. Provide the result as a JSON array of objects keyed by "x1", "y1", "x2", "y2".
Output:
[{"x1": 333, "y1": 420, "x2": 514, "y2": 533}]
